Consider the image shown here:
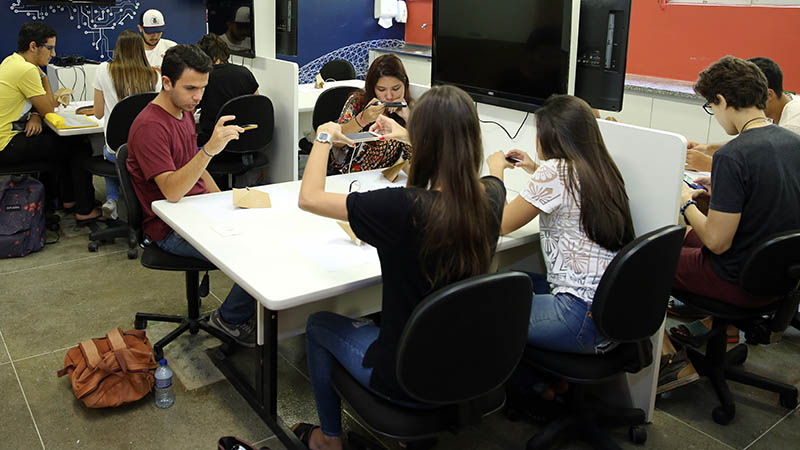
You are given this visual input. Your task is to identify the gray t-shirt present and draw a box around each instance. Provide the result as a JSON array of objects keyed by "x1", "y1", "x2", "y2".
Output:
[{"x1": 709, "y1": 125, "x2": 800, "y2": 282}]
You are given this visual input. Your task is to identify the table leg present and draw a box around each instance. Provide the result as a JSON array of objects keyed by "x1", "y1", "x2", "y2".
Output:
[{"x1": 208, "y1": 304, "x2": 305, "y2": 449}]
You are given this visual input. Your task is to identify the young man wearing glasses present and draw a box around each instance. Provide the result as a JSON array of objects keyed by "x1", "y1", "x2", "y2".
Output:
[
  {"x1": 0, "y1": 22, "x2": 100, "y2": 221},
  {"x1": 686, "y1": 57, "x2": 800, "y2": 171}
]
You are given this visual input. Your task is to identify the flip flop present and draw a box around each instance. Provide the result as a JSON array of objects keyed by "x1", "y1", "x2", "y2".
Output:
[
  {"x1": 670, "y1": 319, "x2": 739, "y2": 348},
  {"x1": 292, "y1": 423, "x2": 320, "y2": 448}
]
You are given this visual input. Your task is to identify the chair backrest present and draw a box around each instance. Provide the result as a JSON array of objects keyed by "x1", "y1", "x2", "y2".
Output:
[
  {"x1": 215, "y1": 94, "x2": 274, "y2": 154},
  {"x1": 396, "y1": 272, "x2": 532, "y2": 405},
  {"x1": 312, "y1": 86, "x2": 359, "y2": 131},
  {"x1": 591, "y1": 225, "x2": 685, "y2": 343},
  {"x1": 115, "y1": 144, "x2": 143, "y2": 242},
  {"x1": 106, "y1": 92, "x2": 158, "y2": 151},
  {"x1": 739, "y1": 230, "x2": 800, "y2": 332},
  {"x1": 319, "y1": 59, "x2": 356, "y2": 82}
]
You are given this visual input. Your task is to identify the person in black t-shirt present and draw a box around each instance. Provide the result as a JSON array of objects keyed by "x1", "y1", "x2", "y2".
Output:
[
  {"x1": 676, "y1": 56, "x2": 800, "y2": 308},
  {"x1": 290, "y1": 85, "x2": 506, "y2": 450},
  {"x1": 196, "y1": 33, "x2": 259, "y2": 147}
]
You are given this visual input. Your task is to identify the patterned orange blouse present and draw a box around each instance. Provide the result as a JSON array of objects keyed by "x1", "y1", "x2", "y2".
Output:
[{"x1": 327, "y1": 93, "x2": 412, "y2": 174}]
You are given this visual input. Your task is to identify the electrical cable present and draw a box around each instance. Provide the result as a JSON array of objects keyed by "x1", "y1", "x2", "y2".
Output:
[{"x1": 476, "y1": 102, "x2": 529, "y2": 140}]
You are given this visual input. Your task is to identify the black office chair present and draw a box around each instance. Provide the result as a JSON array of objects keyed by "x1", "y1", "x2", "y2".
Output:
[
  {"x1": 298, "y1": 86, "x2": 359, "y2": 155},
  {"x1": 522, "y1": 225, "x2": 685, "y2": 450},
  {"x1": 206, "y1": 94, "x2": 273, "y2": 190},
  {"x1": 84, "y1": 91, "x2": 157, "y2": 258},
  {"x1": 0, "y1": 161, "x2": 60, "y2": 231},
  {"x1": 115, "y1": 144, "x2": 234, "y2": 360},
  {"x1": 331, "y1": 271, "x2": 533, "y2": 450},
  {"x1": 319, "y1": 59, "x2": 356, "y2": 82},
  {"x1": 671, "y1": 230, "x2": 800, "y2": 425}
]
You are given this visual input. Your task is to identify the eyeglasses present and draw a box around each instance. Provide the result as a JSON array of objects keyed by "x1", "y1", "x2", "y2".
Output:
[
  {"x1": 702, "y1": 102, "x2": 714, "y2": 116},
  {"x1": 39, "y1": 44, "x2": 55, "y2": 52}
]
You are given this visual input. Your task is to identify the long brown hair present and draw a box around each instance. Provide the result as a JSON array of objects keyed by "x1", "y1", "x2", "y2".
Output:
[
  {"x1": 407, "y1": 86, "x2": 498, "y2": 288},
  {"x1": 109, "y1": 30, "x2": 158, "y2": 99},
  {"x1": 536, "y1": 95, "x2": 634, "y2": 251},
  {"x1": 359, "y1": 54, "x2": 412, "y2": 125}
]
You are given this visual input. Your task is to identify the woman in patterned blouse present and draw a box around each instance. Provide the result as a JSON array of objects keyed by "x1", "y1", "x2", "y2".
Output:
[{"x1": 328, "y1": 54, "x2": 413, "y2": 174}]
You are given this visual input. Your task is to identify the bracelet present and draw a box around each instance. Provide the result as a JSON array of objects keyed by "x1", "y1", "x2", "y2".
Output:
[
  {"x1": 354, "y1": 114, "x2": 364, "y2": 128},
  {"x1": 200, "y1": 147, "x2": 214, "y2": 158},
  {"x1": 680, "y1": 199, "x2": 698, "y2": 224}
]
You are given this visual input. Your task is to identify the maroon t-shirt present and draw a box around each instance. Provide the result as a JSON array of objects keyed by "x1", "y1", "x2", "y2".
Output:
[{"x1": 127, "y1": 102, "x2": 206, "y2": 242}]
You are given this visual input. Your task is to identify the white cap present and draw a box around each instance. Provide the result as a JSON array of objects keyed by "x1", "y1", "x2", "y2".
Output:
[
  {"x1": 142, "y1": 9, "x2": 166, "y2": 33},
  {"x1": 234, "y1": 6, "x2": 251, "y2": 23}
]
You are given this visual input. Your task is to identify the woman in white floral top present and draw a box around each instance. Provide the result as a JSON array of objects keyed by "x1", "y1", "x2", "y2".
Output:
[{"x1": 487, "y1": 95, "x2": 635, "y2": 355}]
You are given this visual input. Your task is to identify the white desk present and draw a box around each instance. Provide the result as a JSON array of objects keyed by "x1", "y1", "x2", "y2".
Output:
[
  {"x1": 151, "y1": 169, "x2": 539, "y2": 448},
  {"x1": 44, "y1": 100, "x2": 104, "y2": 137},
  {"x1": 298, "y1": 80, "x2": 365, "y2": 113}
]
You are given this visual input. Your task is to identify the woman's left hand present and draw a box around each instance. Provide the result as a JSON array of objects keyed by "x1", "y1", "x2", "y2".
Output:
[{"x1": 317, "y1": 122, "x2": 355, "y2": 147}]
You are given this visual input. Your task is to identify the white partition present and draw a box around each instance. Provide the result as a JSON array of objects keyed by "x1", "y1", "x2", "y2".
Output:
[{"x1": 250, "y1": 57, "x2": 299, "y2": 183}]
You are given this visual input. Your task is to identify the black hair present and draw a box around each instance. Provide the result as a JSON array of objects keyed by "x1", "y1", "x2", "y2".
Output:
[
  {"x1": 694, "y1": 56, "x2": 768, "y2": 110},
  {"x1": 197, "y1": 34, "x2": 230, "y2": 64},
  {"x1": 748, "y1": 57, "x2": 784, "y2": 99},
  {"x1": 17, "y1": 22, "x2": 57, "y2": 53},
  {"x1": 160, "y1": 44, "x2": 213, "y2": 85}
]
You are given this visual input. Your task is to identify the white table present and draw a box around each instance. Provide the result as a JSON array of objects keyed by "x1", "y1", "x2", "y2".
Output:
[
  {"x1": 43, "y1": 100, "x2": 104, "y2": 137},
  {"x1": 151, "y1": 169, "x2": 539, "y2": 448},
  {"x1": 298, "y1": 80, "x2": 365, "y2": 113}
]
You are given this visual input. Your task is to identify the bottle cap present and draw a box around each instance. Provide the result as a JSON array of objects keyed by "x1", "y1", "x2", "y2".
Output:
[{"x1": 160, "y1": 358, "x2": 167, "y2": 365}]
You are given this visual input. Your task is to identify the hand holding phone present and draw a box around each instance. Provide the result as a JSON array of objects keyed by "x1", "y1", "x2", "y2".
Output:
[
  {"x1": 344, "y1": 131, "x2": 383, "y2": 143},
  {"x1": 377, "y1": 101, "x2": 407, "y2": 108},
  {"x1": 683, "y1": 174, "x2": 708, "y2": 191},
  {"x1": 505, "y1": 156, "x2": 522, "y2": 164}
]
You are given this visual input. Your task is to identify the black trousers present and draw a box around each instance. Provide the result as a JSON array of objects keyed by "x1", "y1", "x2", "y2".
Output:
[{"x1": 0, "y1": 129, "x2": 96, "y2": 214}]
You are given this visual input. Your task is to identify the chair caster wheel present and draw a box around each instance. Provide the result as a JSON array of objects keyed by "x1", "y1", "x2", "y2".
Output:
[
  {"x1": 134, "y1": 319, "x2": 147, "y2": 330},
  {"x1": 629, "y1": 425, "x2": 647, "y2": 444},
  {"x1": 127, "y1": 248, "x2": 138, "y2": 259},
  {"x1": 780, "y1": 391, "x2": 798, "y2": 409},
  {"x1": 88, "y1": 241, "x2": 99, "y2": 252},
  {"x1": 712, "y1": 405, "x2": 735, "y2": 425}
]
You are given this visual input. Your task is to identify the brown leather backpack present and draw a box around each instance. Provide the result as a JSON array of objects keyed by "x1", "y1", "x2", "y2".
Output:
[{"x1": 57, "y1": 328, "x2": 159, "y2": 408}]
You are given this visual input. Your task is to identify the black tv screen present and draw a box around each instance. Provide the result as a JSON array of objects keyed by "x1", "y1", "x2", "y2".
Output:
[
  {"x1": 24, "y1": 1, "x2": 115, "y2": 4},
  {"x1": 205, "y1": 0, "x2": 255, "y2": 58},
  {"x1": 433, "y1": 0, "x2": 577, "y2": 112}
]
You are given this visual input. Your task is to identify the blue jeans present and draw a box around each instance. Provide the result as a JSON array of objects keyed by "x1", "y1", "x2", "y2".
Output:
[
  {"x1": 156, "y1": 230, "x2": 255, "y2": 324},
  {"x1": 527, "y1": 292, "x2": 616, "y2": 354},
  {"x1": 103, "y1": 145, "x2": 119, "y2": 202},
  {"x1": 306, "y1": 311, "x2": 379, "y2": 438}
]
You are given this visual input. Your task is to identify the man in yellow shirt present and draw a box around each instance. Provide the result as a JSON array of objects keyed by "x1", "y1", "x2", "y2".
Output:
[{"x1": 0, "y1": 22, "x2": 100, "y2": 220}]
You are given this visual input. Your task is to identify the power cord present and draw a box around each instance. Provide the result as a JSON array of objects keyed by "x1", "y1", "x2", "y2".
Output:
[{"x1": 476, "y1": 102, "x2": 529, "y2": 140}]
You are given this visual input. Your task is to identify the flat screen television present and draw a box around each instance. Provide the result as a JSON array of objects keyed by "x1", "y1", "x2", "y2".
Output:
[
  {"x1": 205, "y1": 0, "x2": 255, "y2": 58},
  {"x1": 432, "y1": 0, "x2": 580, "y2": 113}
]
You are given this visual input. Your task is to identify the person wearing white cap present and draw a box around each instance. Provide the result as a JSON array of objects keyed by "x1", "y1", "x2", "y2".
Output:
[
  {"x1": 137, "y1": 9, "x2": 177, "y2": 69},
  {"x1": 219, "y1": 6, "x2": 252, "y2": 56}
]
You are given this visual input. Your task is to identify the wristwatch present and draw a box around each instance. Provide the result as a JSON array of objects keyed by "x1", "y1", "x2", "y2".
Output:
[{"x1": 316, "y1": 131, "x2": 333, "y2": 146}]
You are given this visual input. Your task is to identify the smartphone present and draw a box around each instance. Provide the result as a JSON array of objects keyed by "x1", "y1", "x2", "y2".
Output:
[
  {"x1": 505, "y1": 156, "x2": 522, "y2": 164},
  {"x1": 683, "y1": 174, "x2": 708, "y2": 191},
  {"x1": 241, "y1": 124, "x2": 258, "y2": 131},
  {"x1": 377, "y1": 101, "x2": 407, "y2": 108},
  {"x1": 344, "y1": 131, "x2": 383, "y2": 143}
]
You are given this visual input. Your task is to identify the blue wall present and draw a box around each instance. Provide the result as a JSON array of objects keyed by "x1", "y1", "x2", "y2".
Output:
[
  {"x1": 280, "y1": 0, "x2": 406, "y2": 83},
  {"x1": 2, "y1": 0, "x2": 206, "y2": 62}
]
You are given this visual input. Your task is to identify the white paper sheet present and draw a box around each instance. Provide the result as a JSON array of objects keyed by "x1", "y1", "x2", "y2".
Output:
[{"x1": 290, "y1": 230, "x2": 379, "y2": 272}]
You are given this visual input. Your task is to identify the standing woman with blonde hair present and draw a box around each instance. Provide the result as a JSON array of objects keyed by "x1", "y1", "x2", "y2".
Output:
[{"x1": 93, "y1": 29, "x2": 160, "y2": 219}]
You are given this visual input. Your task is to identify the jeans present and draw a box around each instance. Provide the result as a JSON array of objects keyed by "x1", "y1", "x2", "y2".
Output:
[
  {"x1": 527, "y1": 292, "x2": 616, "y2": 354},
  {"x1": 103, "y1": 145, "x2": 119, "y2": 202},
  {"x1": 156, "y1": 230, "x2": 255, "y2": 324},
  {"x1": 306, "y1": 311, "x2": 379, "y2": 438}
]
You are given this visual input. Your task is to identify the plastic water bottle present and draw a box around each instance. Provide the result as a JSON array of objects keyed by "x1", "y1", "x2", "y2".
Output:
[{"x1": 154, "y1": 358, "x2": 174, "y2": 409}]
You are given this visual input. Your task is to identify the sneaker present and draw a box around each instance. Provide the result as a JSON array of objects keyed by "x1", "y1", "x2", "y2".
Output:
[
  {"x1": 101, "y1": 199, "x2": 118, "y2": 220},
  {"x1": 209, "y1": 309, "x2": 256, "y2": 348},
  {"x1": 657, "y1": 350, "x2": 700, "y2": 394}
]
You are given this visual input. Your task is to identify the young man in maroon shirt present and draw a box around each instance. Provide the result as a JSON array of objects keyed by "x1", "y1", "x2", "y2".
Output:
[{"x1": 127, "y1": 44, "x2": 256, "y2": 347}]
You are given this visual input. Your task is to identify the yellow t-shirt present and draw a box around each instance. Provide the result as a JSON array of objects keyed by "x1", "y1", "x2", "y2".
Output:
[{"x1": 0, "y1": 53, "x2": 47, "y2": 151}]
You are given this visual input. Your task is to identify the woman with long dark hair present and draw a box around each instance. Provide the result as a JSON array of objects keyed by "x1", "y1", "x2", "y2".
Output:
[
  {"x1": 292, "y1": 85, "x2": 506, "y2": 450},
  {"x1": 93, "y1": 29, "x2": 159, "y2": 219},
  {"x1": 488, "y1": 95, "x2": 634, "y2": 357},
  {"x1": 327, "y1": 54, "x2": 413, "y2": 174}
]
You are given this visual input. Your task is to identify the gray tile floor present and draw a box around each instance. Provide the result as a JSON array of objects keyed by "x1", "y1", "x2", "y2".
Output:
[{"x1": 1, "y1": 183, "x2": 798, "y2": 449}]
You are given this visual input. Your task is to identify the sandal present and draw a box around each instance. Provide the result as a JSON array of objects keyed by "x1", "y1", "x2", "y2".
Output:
[
  {"x1": 292, "y1": 422, "x2": 320, "y2": 448},
  {"x1": 670, "y1": 319, "x2": 739, "y2": 348}
]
